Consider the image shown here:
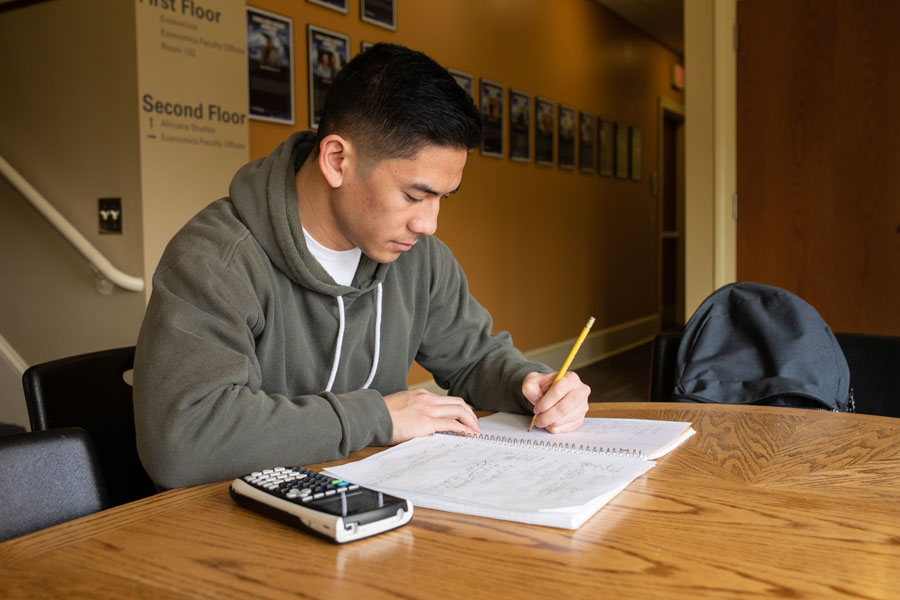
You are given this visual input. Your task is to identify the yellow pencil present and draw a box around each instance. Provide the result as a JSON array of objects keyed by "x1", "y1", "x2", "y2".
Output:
[{"x1": 529, "y1": 316, "x2": 595, "y2": 431}]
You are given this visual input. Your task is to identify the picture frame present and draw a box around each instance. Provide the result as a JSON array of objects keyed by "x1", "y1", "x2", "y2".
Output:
[
  {"x1": 558, "y1": 105, "x2": 576, "y2": 170},
  {"x1": 578, "y1": 112, "x2": 596, "y2": 173},
  {"x1": 480, "y1": 79, "x2": 504, "y2": 158},
  {"x1": 247, "y1": 7, "x2": 295, "y2": 125},
  {"x1": 615, "y1": 122, "x2": 630, "y2": 179},
  {"x1": 449, "y1": 68, "x2": 474, "y2": 100},
  {"x1": 307, "y1": 25, "x2": 350, "y2": 129},
  {"x1": 630, "y1": 127, "x2": 642, "y2": 180},
  {"x1": 598, "y1": 119, "x2": 615, "y2": 176},
  {"x1": 534, "y1": 97, "x2": 555, "y2": 166},
  {"x1": 361, "y1": 41, "x2": 375, "y2": 53},
  {"x1": 361, "y1": 0, "x2": 397, "y2": 31},
  {"x1": 509, "y1": 89, "x2": 531, "y2": 163},
  {"x1": 307, "y1": 0, "x2": 348, "y2": 14}
]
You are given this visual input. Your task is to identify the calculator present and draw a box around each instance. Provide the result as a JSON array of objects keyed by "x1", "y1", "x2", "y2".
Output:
[{"x1": 229, "y1": 466, "x2": 413, "y2": 543}]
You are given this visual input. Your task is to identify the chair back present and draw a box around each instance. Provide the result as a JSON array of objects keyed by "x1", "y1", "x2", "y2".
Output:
[
  {"x1": 22, "y1": 346, "x2": 157, "y2": 506},
  {"x1": 649, "y1": 332, "x2": 684, "y2": 402},
  {"x1": 835, "y1": 334, "x2": 900, "y2": 418},
  {"x1": 0, "y1": 427, "x2": 108, "y2": 541},
  {"x1": 650, "y1": 331, "x2": 900, "y2": 418}
]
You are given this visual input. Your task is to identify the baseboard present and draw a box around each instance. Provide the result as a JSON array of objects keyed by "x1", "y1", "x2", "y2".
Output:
[{"x1": 412, "y1": 314, "x2": 661, "y2": 394}]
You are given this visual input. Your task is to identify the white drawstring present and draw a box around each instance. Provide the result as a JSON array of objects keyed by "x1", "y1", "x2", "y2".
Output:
[
  {"x1": 324, "y1": 296, "x2": 346, "y2": 393},
  {"x1": 361, "y1": 283, "x2": 383, "y2": 389},
  {"x1": 324, "y1": 283, "x2": 382, "y2": 393}
]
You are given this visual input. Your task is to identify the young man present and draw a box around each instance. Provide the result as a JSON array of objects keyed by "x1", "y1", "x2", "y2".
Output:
[{"x1": 134, "y1": 44, "x2": 590, "y2": 489}]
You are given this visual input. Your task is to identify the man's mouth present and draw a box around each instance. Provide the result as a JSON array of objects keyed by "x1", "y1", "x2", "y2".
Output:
[{"x1": 393, "y1": 239, "x2": 417, "y2": 251}]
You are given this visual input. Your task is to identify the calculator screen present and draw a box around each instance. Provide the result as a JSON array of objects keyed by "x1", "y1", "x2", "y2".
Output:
[{"x1": 310, "y1": 489, "x2": 408, "y2": 525}]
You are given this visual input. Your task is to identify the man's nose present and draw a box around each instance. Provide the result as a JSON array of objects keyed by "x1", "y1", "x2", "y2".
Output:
[{"x1": 409, "y1": 198, "x2": 440, "y2": 236}]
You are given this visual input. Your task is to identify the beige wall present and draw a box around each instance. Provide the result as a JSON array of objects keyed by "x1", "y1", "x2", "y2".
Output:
[
  {"x1": 134, "y1": 0, "x2": 250, "y2": 298},
  {"x1": 684, "y1": 0, "x2": 736, "y2": 319},
  {"x1": 0, "y1": 0, "x2": 146, "y2": 426},
  {"x1": 0, "y1": 1, "x2": 146, "y2": 363}
]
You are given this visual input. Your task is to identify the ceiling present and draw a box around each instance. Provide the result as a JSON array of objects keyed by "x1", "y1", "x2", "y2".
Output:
[{"x1": 594, "y1": 0, "x2": 684, "y2": 56}]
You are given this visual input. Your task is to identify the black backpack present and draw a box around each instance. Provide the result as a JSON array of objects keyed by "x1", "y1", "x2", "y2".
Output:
[{"x1": 672, "y1": 282, "x2": 854, "y2": 412}]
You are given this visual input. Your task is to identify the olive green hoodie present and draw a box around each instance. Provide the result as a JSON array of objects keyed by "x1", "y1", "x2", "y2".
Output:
[{"x1": 134, "y1": 131, "x2": 548, "y2": 489}]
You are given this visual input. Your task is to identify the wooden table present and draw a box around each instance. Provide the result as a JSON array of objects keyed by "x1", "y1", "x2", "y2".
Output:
[{"x1": 2, "y1": 403, "x2": 899, "y2": 599}]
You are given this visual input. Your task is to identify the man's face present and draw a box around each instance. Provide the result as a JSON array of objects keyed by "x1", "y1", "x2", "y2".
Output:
[{"x1": 332, "y1": 144, "x2": 467, "y2": 263}]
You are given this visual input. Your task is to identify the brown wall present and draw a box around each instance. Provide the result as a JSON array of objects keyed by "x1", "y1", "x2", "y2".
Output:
[
  {"x1": 737, "y1": 0, "x2": 900, "y2": 335},
  {"x1": 248, "y1": 0, "x2": 684, "y2": 380}
]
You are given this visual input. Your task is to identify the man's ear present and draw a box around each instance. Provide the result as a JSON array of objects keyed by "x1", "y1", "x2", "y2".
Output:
[{"x1": 317, "y1": 134, "x2": 354, "y2": 189}]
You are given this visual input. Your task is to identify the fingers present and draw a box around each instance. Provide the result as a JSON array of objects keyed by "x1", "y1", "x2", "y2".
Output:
[
  {"x1": 427, "y1": 398, "x2": 481, "y2": 434},
  {"x1": 384, "y1": 389, "x2": 481, "y2": 444},
  {"x1": 530, "y1": 372, "x2": 590, "y2": 431},
  {"x1": 521, "y1": 371, "x2": 555, "y2": 404}
]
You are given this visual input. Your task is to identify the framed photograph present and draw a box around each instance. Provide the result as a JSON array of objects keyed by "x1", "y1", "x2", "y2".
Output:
[
  {"x1": 558, "y1": 105, "x2": 576, "y2": 170},
  {"x1": 307, "y1": 0, "x2": 348, "y2": 14},
  {"x1": 361, "y1": 41, "x2": 374, "y2": 53},
  {"x1": 534, "y1": 97, "x2": 555, "y2": 166},
  {"x1": 578, "y1": 112, "x2": 596, "y2": 173},
  {"x1": 598, "y1": 119, "x2": 615, "y2": 176},
  {"x1": 509, "y1": 89, "x2": 531, "y2": 162},
  {"x1": 449, "y1": 68, "x2": 474, "y2": 99},
  {"x1": 361, "y1": 0, "x2": 396, "y2": 31},
  {"x1": 480, "y1": 79, "x2": 504, "y2": 158},
  {"x1": 630, "y1": 127, "x2": 642, "y2": 180},
  {"x1": 307, "y1": 25, "x2": 350, "y2": 129},
  {"x1": 615, "y1": 122, "x2": 630, "y2": 179},
  {"x1": 247, "y1": 7, "x2": 295, "y2": 125}
]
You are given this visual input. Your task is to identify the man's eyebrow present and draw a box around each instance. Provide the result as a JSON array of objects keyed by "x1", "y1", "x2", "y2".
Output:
[{"x1": 410, "y1": 182, "x2": 462, "y2": 197}]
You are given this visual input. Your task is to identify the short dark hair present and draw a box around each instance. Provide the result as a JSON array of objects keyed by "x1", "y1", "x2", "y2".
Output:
[{"x1": 314, "y1": 43, "x2": 483, "y2": 161}]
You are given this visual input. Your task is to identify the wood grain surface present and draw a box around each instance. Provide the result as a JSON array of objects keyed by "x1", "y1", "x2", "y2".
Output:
[{"x1": 1, "y1": 403, "x2": 898, "y2": 599}]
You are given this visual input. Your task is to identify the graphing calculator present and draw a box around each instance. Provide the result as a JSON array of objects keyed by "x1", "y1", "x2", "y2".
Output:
[{"x1": 230, "y1": 466, "x2": 413, "y2": 543}]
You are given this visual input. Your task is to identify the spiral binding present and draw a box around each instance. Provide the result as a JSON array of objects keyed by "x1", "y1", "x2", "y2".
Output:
[{"x1": 441, "y1": 431, "x2": 645, "y2": 459}]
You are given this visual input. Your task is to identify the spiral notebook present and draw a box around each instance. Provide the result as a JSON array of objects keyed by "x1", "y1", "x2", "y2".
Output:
[{"x1": 325, "y1": 413, "x2": 695, "y2": 529}]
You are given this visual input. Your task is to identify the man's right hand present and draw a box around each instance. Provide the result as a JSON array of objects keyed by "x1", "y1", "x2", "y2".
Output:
[{"x1": 383, "y1": 389, "x2": 482, "y2": 444}]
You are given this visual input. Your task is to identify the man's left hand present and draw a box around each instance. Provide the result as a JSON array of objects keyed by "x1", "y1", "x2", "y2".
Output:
[{"x1": 521, "y1": 371, "x2": 590, "y2": 433}]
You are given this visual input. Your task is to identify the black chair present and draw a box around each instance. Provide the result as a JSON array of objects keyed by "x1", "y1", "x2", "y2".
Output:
[
  {"x1": 22, "y1": 346, "x2": 157, "y2": 506},
  {"x1": 834, "y1": 333, "x2": 900, "y2": 418},
  {"x1": 648, "y1": 332, "x2": 684, "y2": 403},
  {"x1": 649, "y1": 332, "x2": 900, "y2": 418},
  {"x1": 0, "y1": 427, "x2": 108, "y2": 541}
]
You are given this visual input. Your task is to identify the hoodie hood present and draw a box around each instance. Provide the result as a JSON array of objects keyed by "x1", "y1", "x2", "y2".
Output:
[{"x1": 228, "y1": 131, "x2": 388, "y2": 298}]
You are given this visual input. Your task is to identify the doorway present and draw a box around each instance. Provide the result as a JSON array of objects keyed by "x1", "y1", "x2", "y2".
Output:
[{"x1": 659, "y1": 98, "x2": 685, "y2": 330}]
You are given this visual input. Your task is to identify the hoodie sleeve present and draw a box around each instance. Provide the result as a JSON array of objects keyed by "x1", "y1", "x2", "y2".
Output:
[
  {"x1": 414, "y1": 239, "x2": 552, "y2": 413},
  {"x1": 133, "y1": 239, "x2": 392, "y2": 490}
]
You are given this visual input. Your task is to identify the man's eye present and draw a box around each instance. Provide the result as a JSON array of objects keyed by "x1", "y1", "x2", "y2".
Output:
[{"x1": 405, "y1": 193, "x2": 425, "y2": 202}]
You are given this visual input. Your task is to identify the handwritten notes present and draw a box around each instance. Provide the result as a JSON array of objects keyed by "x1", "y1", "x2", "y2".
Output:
[{"x1": 322, "y1": 412, "x2": 696, "y2": 529}]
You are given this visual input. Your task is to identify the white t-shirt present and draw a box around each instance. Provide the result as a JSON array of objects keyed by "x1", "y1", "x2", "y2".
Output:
[{"x1": 302, "y1": 227, "x2": 362, "y2": 286}]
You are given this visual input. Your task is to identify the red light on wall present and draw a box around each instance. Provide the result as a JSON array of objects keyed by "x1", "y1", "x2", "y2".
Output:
[{"x1": 672, "y1": 64, "x2": 685, "y2": 91}]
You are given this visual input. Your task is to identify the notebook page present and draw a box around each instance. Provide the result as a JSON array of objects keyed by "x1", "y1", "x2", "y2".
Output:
[
  {"x1": 325, "y1": 434, "x2": 653, "y2": 514},
  {"x1": 477, "y1": 413, "x2": 695, "y2": 459}
]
